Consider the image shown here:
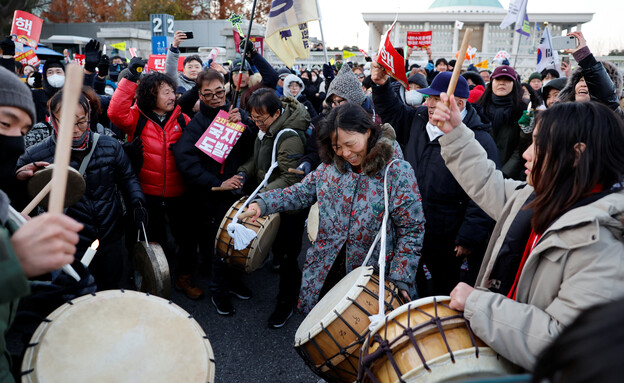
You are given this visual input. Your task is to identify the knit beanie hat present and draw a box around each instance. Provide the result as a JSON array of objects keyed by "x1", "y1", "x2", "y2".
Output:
[
  {"x1": 407, "y1": 73, "x2": 428, "y2": 89},
  {"x1": 325, "y1": 64, "x2": 366, "y2": 106},
  {"x1": 0, "y1": 65, "x2": 36, "y2": 123},
  {"x1": 528, "y1": 72, "x2": 542, "y2": 82}
]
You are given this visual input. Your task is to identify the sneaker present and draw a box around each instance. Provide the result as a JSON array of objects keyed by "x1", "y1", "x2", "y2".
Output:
[
  {"x1": 175, "y1": 275, "x2": 204, "y2": 300},
  {"x1": 211, "y1": 296, "x2": 235, "y2": 316},
  {"x1": 267, "y1": 300, "x2": 294, "y2": 329},
  {"x1": 229, "y1": 281, "x2": 252, "y2": 300}
]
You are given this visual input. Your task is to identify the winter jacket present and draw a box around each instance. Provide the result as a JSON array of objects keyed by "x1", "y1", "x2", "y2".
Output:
[
  {"x1": 165, "y1": 47, "x2": 196, "y2": 91},
  {"x1": 373, "y1": 79, "x2": 499, "y2": 265},
  {"x1": 0, "y1": 191, "x2": 30, "y2": 383},
  {"x1": 255, "y1": 125, "x2": 425, "y2": 313},
  {"x1": 238, "y1": 97, "x2": 309, "y2": 191},
  {"x1": 172, "y1": 101, "x2": 257, "y2": 190},
  {"x1": 108, "y1": 78, "x2": 190, "y2": 198},
  {"x1": 282, "y1": 74, "x2": 318, "y2": 120},
  {"x1": 17, "y1": 133, "x2": 145, "y2": 250},
  {"x1": 439, "y1": 123, "x2": 624, "y2": 370},
  {"x1": 31, "y1": 60, "x2": 65, "y2": 123}
]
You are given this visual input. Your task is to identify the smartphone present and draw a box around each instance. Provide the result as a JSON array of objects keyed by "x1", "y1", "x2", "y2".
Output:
[
  {"x1": 183, "y1": 31, "x2": 194, "y2": 39},
  {"x1": 552, "y1": 35, "x2": 578, "y2": 51}
]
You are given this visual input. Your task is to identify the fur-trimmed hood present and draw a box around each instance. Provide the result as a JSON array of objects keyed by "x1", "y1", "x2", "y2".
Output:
[
  {"x1": 333, "y1": 124, "x2": 402, "y2": 177},
  {"x1": 559, "y1": 59, "x2": 623, "y2": 102}
]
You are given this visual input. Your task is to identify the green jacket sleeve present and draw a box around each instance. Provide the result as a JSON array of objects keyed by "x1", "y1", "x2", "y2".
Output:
[
  {"x1": 0, "y1": 224, "x2": 29, "y2": 306},
  {"x1": 264, "y1": 134, "x2": 305, "y2": 191}
]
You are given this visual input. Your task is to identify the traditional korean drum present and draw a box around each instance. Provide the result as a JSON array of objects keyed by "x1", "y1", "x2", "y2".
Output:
[
  {"x1": 215, "y1": 197, "x2": 280, "y2": 273},
  {"x1": 295, "y1": 266, "x2": 405, "y2": 383},
  {"x1": 358, "y1": 296, "x2": 518, "y2": 383},
  {"x1": 21, "y1": 290, "x2": 215, "y2": 383}
]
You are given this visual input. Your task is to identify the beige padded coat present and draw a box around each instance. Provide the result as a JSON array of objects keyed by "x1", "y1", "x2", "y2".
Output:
[{"x1": 439, "y1": 124, "x2": 624, "y2": 371}]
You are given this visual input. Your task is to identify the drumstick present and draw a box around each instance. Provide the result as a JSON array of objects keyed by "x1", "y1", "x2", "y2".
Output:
[
  {"x1": 21, "y1": 180, "x2": 52, "y2": 215},
  {"x1": 47, "y1": 63, "x2": 83, "y2": 282},
  {"x1": 238, "y1": 210, "x2": 256, "y2": 219},
  {"x1": 288, "y1": 168, "x2": 304, "y2": 175},
  {"x1": 212, "y1": 186, "x2": 233, "y2": 191},
  {"x1": 48, "y1": 63, "x2": 84, "y2": 214},
  {"x1": 437, "y1": 28, "x2": 473, "y2": 128}
]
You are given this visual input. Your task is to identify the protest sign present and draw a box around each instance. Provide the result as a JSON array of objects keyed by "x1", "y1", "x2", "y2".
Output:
[
  {"x1": 14, "y1": 49, "x2": 40, "y2": 67},
  {"x1": 11, "y1": 11, "x2": 43, "y2": 49},
  {"x1": 147, "y1": 54, "x2": 167, "y2": 72},
  {"x1": 195, "y1": 110, "x2": 246, "y2": 164},
  {"x1": 406, "y1": 31, "x2": 433, "y2": 49}
]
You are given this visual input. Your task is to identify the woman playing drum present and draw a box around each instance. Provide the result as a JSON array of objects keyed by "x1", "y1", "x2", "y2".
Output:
[
  {"x1": 246, "y1": 102, "x2": 425, "y2": 313},
  {"x1": 432, "y1": 94, "x2": 624, "y2": 371}
]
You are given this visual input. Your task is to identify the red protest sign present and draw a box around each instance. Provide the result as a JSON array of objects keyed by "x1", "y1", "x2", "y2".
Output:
[
  {"x1": 11, "y1": 11, "x2": 43, "y2": 49},
  {"x1": 195, "y1": 110, "x2": 246, "y2": 164},
  {"x1": 233, "y1": 30, "x2": 264, "y2": 56},
  {"x1": 147, "y1": 54, "x2": 167, "y2": 73},
  {"x1": 407, "y1": 31, "x2": 433, "y2": 49},
  {"x1": 73, "y1": 54, "x2": 85, "y2": 67},
  {"x1": 15, "y1": 49, "x2": 40, "y2": 68},
  {"x1": 177, "y1": 55, "x2": 184, "y2": 72},
  {"x1": 377, "y1": 21, "x2": 408, "y2": 88}
]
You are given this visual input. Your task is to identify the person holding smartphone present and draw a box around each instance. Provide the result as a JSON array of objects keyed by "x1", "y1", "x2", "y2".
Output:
[{"x1": 165, "y1": 30, "x2": 203, "y2": 92}]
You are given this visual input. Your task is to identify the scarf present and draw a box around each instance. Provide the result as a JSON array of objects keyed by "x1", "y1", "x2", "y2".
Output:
[{"x1": 486, "y1": 94, "x2": 514, "y2": 136}]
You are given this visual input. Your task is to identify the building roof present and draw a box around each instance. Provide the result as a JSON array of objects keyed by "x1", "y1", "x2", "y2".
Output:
[{"x1": 429, "y1": 0, "x2": 505, "y2": 13}]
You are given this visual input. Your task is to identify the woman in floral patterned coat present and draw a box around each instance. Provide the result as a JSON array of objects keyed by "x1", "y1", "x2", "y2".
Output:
[{"x1": 247, "y1": 102, "x2": 425, "y2": 313}]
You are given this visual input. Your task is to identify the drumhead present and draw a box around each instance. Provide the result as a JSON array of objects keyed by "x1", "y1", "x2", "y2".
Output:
[
  {"x1": 246, "y1": 213, "x2": 280, "y2": 272},
  {"x1": 306, "y1": 202, "x2": 319, "y2": 243},
  {"x1": 367, "y1": 296, "x2": 451, "y2": 337},
  {"x1": 295, "y1": 266, "x2": 374, "y2": 345},
  {"x1": 22, "y1": 290, "x2": 215, "y2": 383}
]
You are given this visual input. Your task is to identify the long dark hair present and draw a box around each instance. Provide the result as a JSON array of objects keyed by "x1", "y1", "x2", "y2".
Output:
[
  {"x1": 317, "y1": 102, "x2": 381, "y2": 164},
  {"x1": 528, "y1": 102, "x2": 624, "y2": 233},
  {"x1": 476, "y1": 77, "x2": 525, "y2": 119},
  {"x1": 521, "y1": 82, "x2": 543, "y2": 107}
]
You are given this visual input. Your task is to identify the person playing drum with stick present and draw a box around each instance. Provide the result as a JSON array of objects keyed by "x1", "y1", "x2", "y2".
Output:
[
  {"x1": 432, "y1": 93, "x2": 624, "y2": 371},
  {"x1": 246, "y1": 102, "x2": 424, "y2": 314}
]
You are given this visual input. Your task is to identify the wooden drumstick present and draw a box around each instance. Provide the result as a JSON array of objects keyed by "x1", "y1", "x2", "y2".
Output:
[
  {"x1": 48, "y1": 63, "x2": 84, "y2": 214},
  {"x1": 238, "y1": 209, "x2": 257, "y2": 219},
  {"x1": 21, "y1": 180, "x2": 52, "y2": 216},
  {"x1": 212, "y1": 186, "x2": 233, "y2": 191},
  {"x1": 437, "y1": 28, "x2": 473, "y2": 128},
  {"x1": 288, "y1": 168, "x2": 305, "y2": 175}
]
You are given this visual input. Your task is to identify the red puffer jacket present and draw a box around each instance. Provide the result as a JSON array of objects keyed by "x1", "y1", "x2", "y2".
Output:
[{"x1": 108, "y1": 78, "x2": 189, "y2": 198}]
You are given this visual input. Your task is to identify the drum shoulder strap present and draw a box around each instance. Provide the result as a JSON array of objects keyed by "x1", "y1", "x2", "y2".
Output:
[{"x1": 78, "y1": 133, "x2": 100, "y2": 176}]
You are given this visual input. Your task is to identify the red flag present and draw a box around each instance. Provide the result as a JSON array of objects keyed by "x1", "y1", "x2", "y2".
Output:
[
  {"x1": 376, "y1": 21, "x2": 408, "y2": 88},
  {"x1": 147, "y1": 54, "x2": 167, "y2": 73},
  {"x1": 11, "y1": 11, "x2": 43, "y2": 49}
]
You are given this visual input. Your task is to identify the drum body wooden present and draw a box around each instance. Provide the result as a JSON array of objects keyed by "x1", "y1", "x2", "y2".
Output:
[
  {"x1": 131, "y1": 241, "x2": 171, "y2": 299},
  {"x1": 21, "y1": 290, "x2": 215, "y2": 383},
  {"x1": 359, "y1": 296, "x2": 518, "y2": 383},
  {"x1": 215, "y1": 197, "x2": 280, "y2": 273},
  {"x1": 295, "y1": 266, "x2": 405, "y2": 383},
  {"x1": 307, "y1": 202, "x2": 319, "y2": 243}
]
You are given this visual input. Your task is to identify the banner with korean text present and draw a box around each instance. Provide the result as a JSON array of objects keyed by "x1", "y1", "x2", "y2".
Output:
[
  {"x1": 376, "y1": 20, "x2": 408, "y2": 88},
  {"x1": 195, "y1": 110, "x2": 246, "y2": 164},
  {"x1": 406, "y1": 31, "x2": 432, "y2": 49},
  {"x1": 11, "y1": 11, "x2": 43, "y2": 49},
  {"x1": 147, "y1": 55, "x2": 167, "y2": 72}
]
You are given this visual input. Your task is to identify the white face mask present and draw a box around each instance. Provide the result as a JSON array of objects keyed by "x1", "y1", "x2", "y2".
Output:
[
  {"x1": 405, "y1": 90, "x2": 424, "y2": 107},
  {"x1": 27, "y1": 77, "x2": 36, "y2": 87},
  {"x1": 47, "y1": 74, "x2": 65, "y2": 88},
  {"x1": 104, "y1": 87, "x2": 115, "y2": 96},
  {"x1": 311, "y1": 75, "x2": 318, "y2": 82}
]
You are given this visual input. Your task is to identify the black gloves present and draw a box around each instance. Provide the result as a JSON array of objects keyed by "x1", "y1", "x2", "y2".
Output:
[
  {"x1": 239, "y1": 38, "x2": 257, "y2": 58},
  {"x1": 296, "y1": 161, "x2": 312, "y2": 179},
  {"x1": 128, "y1": 57, "x2": 146, "y2": 82},
  {"x1": 84, "y1": 39, "x2": 102, "y2": 73},
  {"x1": 97, "y1": 55, "x2": 110, "y2": 77},
  {"x1": 0, "y1": 36, "x2": 15, "y2": 57},
  {"x1": 32, "y1": 72, "x2": 42, "y2": 88},
  {"x1": 322, "y1": 63, "x2": 335, "y2": 83},
  {"x1": 133, "y1": 201, "x2": 148, "y2": 230}
]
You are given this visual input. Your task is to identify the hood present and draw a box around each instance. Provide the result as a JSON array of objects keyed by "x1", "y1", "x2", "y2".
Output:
[
  {"x1": 325, "y1": 64, "x2": 366, "y2": 106},
  {"x1": 42, "y1": 59, "x2": 65, "y2": 97},
  {"x1": 558, "y1": 59, "x2": 623, "y2": 102},
  {"x1": 268, "y1": 96, "x2": 310, "y2": 136},
  {"x1": 334, "y1": 124, "x2": 401, "y2": 177},
  {"x1": 283, "y1": 74, "x2": 305, "y2": 98}
]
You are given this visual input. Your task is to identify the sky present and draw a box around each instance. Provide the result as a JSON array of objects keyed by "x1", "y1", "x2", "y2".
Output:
[{"x1": 308, "y1": 0, "x2": 624, "y2": 55}]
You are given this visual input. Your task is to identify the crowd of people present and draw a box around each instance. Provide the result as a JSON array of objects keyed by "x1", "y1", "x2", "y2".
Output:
[{"x1": 1, "y1": 27, "x2": 624, "y2": 382}]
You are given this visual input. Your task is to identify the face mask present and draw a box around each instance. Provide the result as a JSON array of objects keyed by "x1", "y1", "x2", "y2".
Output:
[
  {"x1": 311, "y1": 75, "x2": 318, "y2": 82},
  {"x1": 522, "y1": 96, "x2": 531, "y2": 104},
  {"x1": 27, "y1": 77, "x2": 36, "y2": 87},
  {"x1": 47, "y1": 74, "x2": 65, "y2": 88},
  {"x1": 105, "y1": 87, "x2": 115, "y2": 96},
  {"x1": 0, "y1": 134, "x2": 26, "y2": 187},
  {"x1": 405, "y1": 90, "x2": 424, "y2": 107}
]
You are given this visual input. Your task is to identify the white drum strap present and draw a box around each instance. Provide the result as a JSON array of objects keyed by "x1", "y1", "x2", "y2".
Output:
[
  {"x1": 227, "y1": 128, "x2": 299, "y2": 250},
  {"x1": 364, "y1": 159, "x2": 399, "y2": 331}
]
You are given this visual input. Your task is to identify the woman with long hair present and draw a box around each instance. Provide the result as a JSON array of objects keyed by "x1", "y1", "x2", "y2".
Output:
[
  {"x1": 246, "y1": 102, "x2": 424, "y2": 314},
  {"x1": 432, "y1": 95, "x2": 624, "y2": 371}
]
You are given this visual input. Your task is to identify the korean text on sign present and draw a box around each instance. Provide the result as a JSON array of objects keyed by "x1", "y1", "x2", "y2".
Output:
[
  {"x1": 10, "y1": 11, "x2": 43, "y2": 49},
  {"x1": 406, "y1": 31, "x2": 433, "y2": 49},
  {"x1": 195, "y1": 110, "x2": 246, "y2": 164}
]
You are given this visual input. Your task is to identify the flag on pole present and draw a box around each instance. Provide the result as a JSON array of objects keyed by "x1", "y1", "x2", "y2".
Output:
[
  {"x1": 536, "y1": 26, "x2": 559, "y2": 72},
  {"x1": 475, "y1": 59, "x2": 489, "y2": 69},
  {"x1": 456, "y1": 45, "x2": 477, "y2": 61},
  {"x1": 500, "y1": 0, "x2": 528, "y2": 30},
  {"x1": 376, "y1": 19, "x2": 408, "y2": 88},
  {"x1": 110, "y1": 42, "x2": 126, "y2": 51},
  {"x1": 516, "y1": 12, "x2": 531, "y2": 38},
  {"x1": 343, "y1": 50, "x2": 356, "y2": 59},
  {"x1": 265, "y1": 0, "x2": 319, "y2": 68},
  {"x1": 454, "y1": 20, "x2": 464, "y2": 30},
  {"x1": 129, "y1": 48, "x2": 138, "y2": 58}
]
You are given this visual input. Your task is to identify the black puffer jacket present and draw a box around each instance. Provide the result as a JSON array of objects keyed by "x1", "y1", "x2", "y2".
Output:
[
  {"x1": 16, "y1": 134, "x2": 145, "y2": 250},
  {"x1": 172, "y1": 101, "x2": 257, "y2": 190}
]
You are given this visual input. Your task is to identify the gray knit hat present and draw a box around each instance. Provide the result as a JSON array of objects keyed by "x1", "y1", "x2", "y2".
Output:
[
  {"x1": 325, "y1": 64, "x2": 366, "y2": 106},
  {"x1": 0, "y1": 65, "x2": 36, "y2": 123}
]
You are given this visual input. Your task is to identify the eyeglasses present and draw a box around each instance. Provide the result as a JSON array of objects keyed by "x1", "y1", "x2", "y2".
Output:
[
  {"x1": 330, "y1": 98, "x2": 347, "y2": 107},
  {"x1": 249, "y1": 114, "x2": 272, "y2": 126},
  {"x1": 200, "y1": 89, "x2": 226, "y2": 99},
  {"x1": 356, "y1": 73, "x2": 365, "y2": 79},
  {"x1": 53, "y1": 115, "x2": 90, "y2": 129}
]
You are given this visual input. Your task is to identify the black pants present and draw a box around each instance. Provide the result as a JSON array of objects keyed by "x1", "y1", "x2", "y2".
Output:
[
  {"x1": 272, "y1": 210, "x2": 306, "y2": 304},
  {"x1": 88, "y1": 236, "x2": 126, "y2": 290},
  {"x1": 144, "y1": 194, "x2": 197, "y2": 276}
]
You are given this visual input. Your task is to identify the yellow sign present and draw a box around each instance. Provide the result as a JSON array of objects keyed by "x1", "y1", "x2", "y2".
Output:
[
  {"x1": 342, "y1": 50, "x2": 356, "y2": 59},
  {"x1": 110, "y1": 42, "x2": 126, "y2": 51}
]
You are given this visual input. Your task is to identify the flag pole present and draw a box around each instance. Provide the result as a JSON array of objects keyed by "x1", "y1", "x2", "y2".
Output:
[
  {"x1": 231, "y1": 0, "x2": 259, "y2": 108},
  {"x1": 315, "y1": 0, "x2": 329, "y2": 64}
]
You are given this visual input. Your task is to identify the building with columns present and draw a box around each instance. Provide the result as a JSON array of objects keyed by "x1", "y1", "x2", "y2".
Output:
[{"x1": 363, "y1": 0, "x2": 593, "y2": 74}]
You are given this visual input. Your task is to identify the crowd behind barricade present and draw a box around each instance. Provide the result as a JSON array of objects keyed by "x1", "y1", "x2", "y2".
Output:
[{"x1": 1, "y1": 27, "x2": 624, "y2": 383}]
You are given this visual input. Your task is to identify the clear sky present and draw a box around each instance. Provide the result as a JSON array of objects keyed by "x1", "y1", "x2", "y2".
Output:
[{"x1": 308, "y1": 0, "x2": 624, "y2": 55}]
